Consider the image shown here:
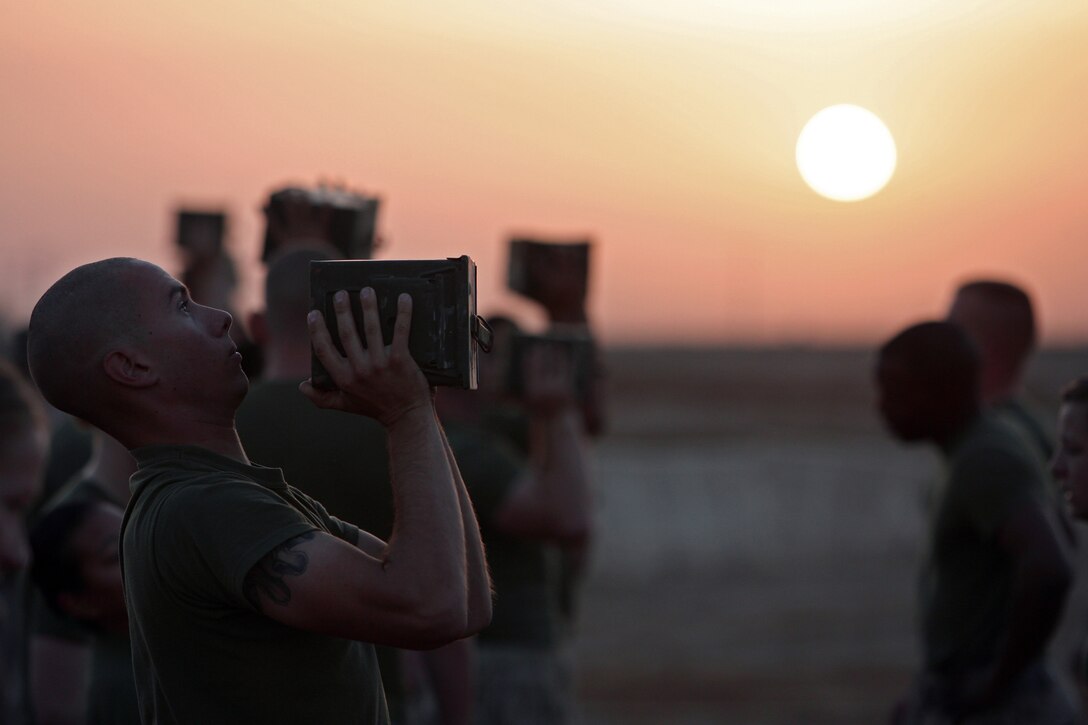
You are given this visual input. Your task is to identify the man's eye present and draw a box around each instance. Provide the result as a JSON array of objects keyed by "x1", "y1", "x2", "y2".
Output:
[{"x1": 180, "y1": 300, "x2": 190, "y2": 311}]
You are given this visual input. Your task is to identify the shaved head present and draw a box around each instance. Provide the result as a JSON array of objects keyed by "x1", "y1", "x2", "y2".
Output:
[
  {"x1": 949, "y1": 279, "x2": 1036, "y2": 367},
  {"x1": 27, "y1": 258, "x2": 151, "y2": 424},
  {"x1": 879, "y1": 321, "x2": 980, "y2": 395}
]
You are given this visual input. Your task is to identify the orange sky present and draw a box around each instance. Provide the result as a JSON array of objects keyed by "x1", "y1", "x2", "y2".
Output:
[{"x1": 2, "y1": 1, "x2": 1086, "y2": 344}]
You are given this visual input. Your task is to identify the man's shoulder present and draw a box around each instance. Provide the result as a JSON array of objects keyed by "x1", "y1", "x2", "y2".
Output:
[
  {"x1": 947, "y1": 416, "x2": 1048, "y2": 501},
  {"x1": 954, "y1": 415, "x2": 1039, "y2": 469}
]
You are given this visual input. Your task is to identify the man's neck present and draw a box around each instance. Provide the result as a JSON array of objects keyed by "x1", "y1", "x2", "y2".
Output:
[
  {"x1": 120, "y1": 411, "x2": 250, "y2": 464},
  {"x1": 87, "y1": 433, "x2": 138, "y2": 505},
  {"x1": 934, "y1": 407, "x2": 981, "y2": 453}
]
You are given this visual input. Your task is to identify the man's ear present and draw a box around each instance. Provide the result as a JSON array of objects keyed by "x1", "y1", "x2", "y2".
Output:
[
  {"x1": 248, "y1": 310, "x2": 269, "y2": 348},
  {"x1": 103, "y1": 348, "x2": 158, "y2": 388}
]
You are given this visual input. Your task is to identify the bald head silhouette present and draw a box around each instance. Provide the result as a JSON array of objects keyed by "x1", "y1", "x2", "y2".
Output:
[
  {"x1": 947, "y1": 279, "x2": 1036, "y2": 404},
  {"x1": 27, "y1": 258, "x2": 148, "y2": 425},
  {"x1": 265, "y1": 244, "x2": 337, "y2": 343},
  {"x1": 876, "y1": 321, "x2": 981, "y2": 444},
  {"x1": 28, "y1": 258, "x2": 244, "y2": 448}
]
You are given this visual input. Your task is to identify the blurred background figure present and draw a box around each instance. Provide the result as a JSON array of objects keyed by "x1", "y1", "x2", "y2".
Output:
[
  {"x1": 173, "y1": 207, "x2": 261, "y2": 378},
  {"x1": 0, "y1": 358, "x2": 50, "y2": 725},
  {"x1": 876, "y1": 322, "x2": 1076, "y2": 725},
  {"x1": 947, "y1": 279, "x2": 1086, "y2": 702},
  {"x1": 28, "y1": 498, "x2": 134, "y2": 724},
  {"x1": 236, "y1": 243, "x2": 411, "y2": 723},
  {"x1": 237, "y1": 190, "x2": 471, "y2": 725},
  {"x1": 27, "y1": 427, "x2": 137, "y2": 725},
  {"x1": 505, "y1": 237, "x2": 606, "y2": 438},
  {"x1": 437, "y1": 320, "x2": 593, "y2": 725},
  {"x1": 947, "y1": 280, "x2": 1052, "y2": 465},
  {"x1": 1051, "y1": 377, "x2": 1088, "y2": 703}
]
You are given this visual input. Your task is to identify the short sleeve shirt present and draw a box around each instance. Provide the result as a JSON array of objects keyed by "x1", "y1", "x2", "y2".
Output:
[
  {"x1": 921, "y1": 415, "x2": 1053, "y2": 673},
  {"x1": 121, "y1": 445, "x2": 387, "y2": 725}
]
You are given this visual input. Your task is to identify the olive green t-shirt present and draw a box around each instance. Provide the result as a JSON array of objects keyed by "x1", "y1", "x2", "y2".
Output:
[
  {"x1": 444, "y1": 424, "x2": 562, "y2": 649},
  {"x1": 921, "y1": 414, "x2": 1053, "y2": 674},
  {"x1": 122, "y1": 445, "x2": 388, "y2": 725}
]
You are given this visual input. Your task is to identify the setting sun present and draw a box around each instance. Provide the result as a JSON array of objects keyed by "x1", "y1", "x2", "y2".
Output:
[{"x1": 796, "y1": 104, "x2": 897, "y2": 202}]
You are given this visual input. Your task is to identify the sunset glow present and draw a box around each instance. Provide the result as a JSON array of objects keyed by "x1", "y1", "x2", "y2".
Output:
[
  {"x1": 796, "y1": 105, "x2": 897, "y2": 202},
  {"x1": 1, "y1": 1, "x2": 1087, "y2": 344}
]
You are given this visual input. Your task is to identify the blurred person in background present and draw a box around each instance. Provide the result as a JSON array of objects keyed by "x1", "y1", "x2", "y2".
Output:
[
  {"x1": 437, "y1": 322, "x2": 593, "y2": 725},
  {"x1": 947, "y1": 279, "x2": 1087, "y2": 702},
  {"x1": 174, "y1": 208, "x2": 262, "y2": 379},
  {"x1": 877, "y1": 321, "x2": 1077, "y2": 724},
  {"x1": 237, "y1": 243, "x2": 475, "y2": 725},
  {"x1": 947, "y1": 280, "x2": 1052, "y2": 466},
  {"x1": 28, "y1": 428, "x2": 137, "y2": 725},
  {"x1": 0, "y1": 357, "x2": 49, "y2": 724},
  {"x1": 1050, "y1": 376, "x2": 1088, "y2": 703},
  {"x1": 29, "y1": 498, "x2": 135, "y2": 724}
]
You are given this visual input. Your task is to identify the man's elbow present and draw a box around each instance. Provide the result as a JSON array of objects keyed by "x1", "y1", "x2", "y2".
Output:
[
  {"x1": 465, "y1": 596, "x2": 493, "y2": 636},
  {"x1": 401, "y1": 603, "x2": 470, "y2": 649}
]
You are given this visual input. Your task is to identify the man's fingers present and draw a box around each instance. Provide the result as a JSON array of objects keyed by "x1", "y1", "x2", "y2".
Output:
[
  {"x1": 359, "y1": 288, "x2": 387, "y2": 365},
  {"x1": 306, "y1": 310, "x2": 351, "y2": 382},
  {"x1": 332, "y1": 290, "x2": 367, "y2": 365},
  {"x1": 391, "y1": 293, "x2": 413, "y2": 357},
  {"x1": 299, "y1": 380, "x2": 344, "y2": 410}
]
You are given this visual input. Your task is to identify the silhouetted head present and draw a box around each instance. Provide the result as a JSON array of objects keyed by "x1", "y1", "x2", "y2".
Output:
[
  {"x1": 29, "y1": 499, "x2": 127, "y2": 633},
  {"x1": 0, "y1": 358, "x2": 48, "y2": 579},
  {"x1": 263, "y1": 244, "x2": 338, "y2": 343},
  {"x1": 875, "y1": 321, "x2": 981, "y2": 443},
  {"x1": 1053, "y1": 376, "x2": 1088, "y2": 520},
  {"x1": 947, "y1": 279, "x2": 1036, "y2": 402},
  {"x1": 27, "y1": 258, "x2": 246, "y2": 446}
]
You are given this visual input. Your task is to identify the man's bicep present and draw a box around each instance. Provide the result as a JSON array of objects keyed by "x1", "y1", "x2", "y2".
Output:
[
  {"x1": 354, "y1": 529, "x2": 387, "y2": 558},
  {"x1": 243, "y1": 530, "x2": 319, "y2": 612},
  {"x1": 242, "y1": 528, "x2": 396, "y2": 639}
]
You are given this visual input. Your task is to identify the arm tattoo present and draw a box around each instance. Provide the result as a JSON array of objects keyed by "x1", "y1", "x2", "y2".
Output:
[{"x1": 244, "y1": 531, "x2": 315, "y2": 611}]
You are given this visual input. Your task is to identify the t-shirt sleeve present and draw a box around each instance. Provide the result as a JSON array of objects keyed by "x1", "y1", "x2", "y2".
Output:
[
  {"x1": 287, "y1": 486, "x2": 361, "y2": 547},
  {"x1": 159, "y1": 479, "x2": 319, "y2": 610},
  {"x1": 951, "y1": 447, "x2": 1043, "y2": 538}
]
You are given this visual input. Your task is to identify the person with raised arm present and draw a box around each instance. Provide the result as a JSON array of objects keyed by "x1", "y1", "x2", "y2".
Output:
[{"x1": 26, "y1": 257, "x2": 490, "y2": 725}]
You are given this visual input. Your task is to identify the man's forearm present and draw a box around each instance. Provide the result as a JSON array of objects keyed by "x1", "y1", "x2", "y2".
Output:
[{"x1": 384, "y1": 405, "x2": 467, "y2": 621}]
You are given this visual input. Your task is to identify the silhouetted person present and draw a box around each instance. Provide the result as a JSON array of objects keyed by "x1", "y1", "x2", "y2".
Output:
[
  {"x1": 947, "y1": 280, "x2": 1051, "y2": 462},
  {"x1": 29, "y1": 498, "x2": 136, "y2": 724},
  {"x1": 0, "y1": 358, "x2": 49, "y2": 725},
  {"x1": 1051, "y1": 377, "x2": 1088, "y2": 694},
  {"x1": 237, "y1": 245, "x2": 475, "y2": 725},
  {"x1": 1053, "y1": 376, "x2": 1088, "y2": 524},
  {"x1": 26, "y1": 257, "x2": 491, "y2": 724},
  {"x1": 438, "y1": 326, "x2": 593, "y2": 725},
  {"x1": 28, "y1": 428, "x2": 137, "y2": 725},
  {"x1": 877, "y1": 321, "x2": 1076, "y2": 724}
]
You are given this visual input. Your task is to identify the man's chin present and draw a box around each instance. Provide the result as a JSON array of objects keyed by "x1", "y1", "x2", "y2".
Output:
[{"x1": 230, "y1": 374, "x2": 250, "y2": 407}]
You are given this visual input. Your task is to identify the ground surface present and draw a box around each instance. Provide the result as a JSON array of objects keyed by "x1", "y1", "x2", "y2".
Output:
[{"x1": 567, "y1": 346, "x2": 1088, "y2": 724}]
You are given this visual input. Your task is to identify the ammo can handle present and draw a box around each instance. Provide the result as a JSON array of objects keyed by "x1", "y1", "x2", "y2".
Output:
[{"x1": 472, "y1": 316, "x2": 494, "y2": 353}]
